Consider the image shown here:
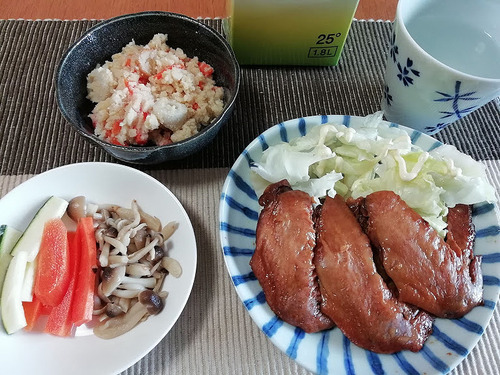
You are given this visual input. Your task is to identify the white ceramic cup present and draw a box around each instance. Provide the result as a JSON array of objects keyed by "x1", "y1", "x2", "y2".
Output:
[{"x1": 381, "y1": 0, "x2": 500, "y2": 135}]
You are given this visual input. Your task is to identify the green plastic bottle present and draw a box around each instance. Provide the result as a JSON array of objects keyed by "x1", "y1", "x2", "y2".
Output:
[{"x1": 224, "y1": 0, "x2": 359, "y2": 66}]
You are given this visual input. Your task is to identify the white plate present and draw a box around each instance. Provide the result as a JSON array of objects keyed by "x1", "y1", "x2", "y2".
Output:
[
  {"x1": 219, "y1": 115, "x2": 500, "y2": 375},
  {"x1": 0, "y1": 162, "x2": 197, "y2": 375}
]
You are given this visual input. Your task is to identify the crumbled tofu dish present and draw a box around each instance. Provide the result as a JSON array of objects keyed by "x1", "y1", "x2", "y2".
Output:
[{"x1": 86, "y1": 33, "x2": 224, "y2": 146}]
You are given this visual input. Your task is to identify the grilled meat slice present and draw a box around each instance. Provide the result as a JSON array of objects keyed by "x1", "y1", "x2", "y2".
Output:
[
  {"x1": 314, "y1": 195, "x2": 433, "y2": 353},
  {"x1": 250, "y1": 180, "x2": 334, "y2": 333},
  {"x1": 447, "y1": 204, "x2": 476, "y2": 261},
  {"x1": 363, "y1": 191, "x2": 483, "y2": 318}
]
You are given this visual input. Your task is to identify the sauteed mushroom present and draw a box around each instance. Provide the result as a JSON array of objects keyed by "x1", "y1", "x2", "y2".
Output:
[
  {"x1": 86, "y1": 199, "x2": 182, "y2": 339},
  {"x1": 100, "y1": 266, "x2": 126, "y2": 296},
  {"x1": 105, "y1": 303, "x2": 124, "y2": 318},
  {"x1": 93, "y1": 300, "x2": 149, "y2": 340},
  {"x1": 67, "y1": 196, "x2": 87, "y2": 221},
  {"x1": 138, "y1": 290, "x2": 164, "y2": 315},
  {"x1": 67, "y1": 195, "x2": 99, "y2": 222}
]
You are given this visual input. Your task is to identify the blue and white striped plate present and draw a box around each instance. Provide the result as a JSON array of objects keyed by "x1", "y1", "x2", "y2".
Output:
[{"x1": 219, "y1": 115, "x2": 500, "y2": 375}]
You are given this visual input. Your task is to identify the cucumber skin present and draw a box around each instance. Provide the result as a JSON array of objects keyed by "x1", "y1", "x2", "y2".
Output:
[
  {"x1": 1, "y1": 196, "x2": 68, "y2": 333},
  {"x1": 10, "y1": 196, "x2": 69, "y2": 262},
  {"x1": 0, "y1": 225, "x2": 22, "y2": 294},
  {"x1": 1, "y1": 251, "x2": 28, "y2": 334}
]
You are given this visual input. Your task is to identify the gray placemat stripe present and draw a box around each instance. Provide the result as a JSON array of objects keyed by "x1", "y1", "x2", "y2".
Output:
[
  {"x1": 484, "y1": 159, "x2": 500, "y2": 201},
  {"x1": 0, "y1": 19, "x2": 499, "y2": 175},
  {"x1": 0, "y1": 19, "x2": 109, "y2": 173},
  {"x1": 435, "y1": 101, "x2": 500, "y2": 160}
]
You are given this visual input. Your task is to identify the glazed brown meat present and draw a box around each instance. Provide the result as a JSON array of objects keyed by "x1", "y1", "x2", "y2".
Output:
[
  {"x1": 363, "y1": 191, "x2": 483, "y2": 318},
  {"x1": 447, "y1": 204, "x2": 475, "y2": 261},
  {"x1": 250, "y1": 180, "x2": 334, "y2": 333},
  {"x1": 314, "y1": 195, "x2": 433, "y2": 353}
]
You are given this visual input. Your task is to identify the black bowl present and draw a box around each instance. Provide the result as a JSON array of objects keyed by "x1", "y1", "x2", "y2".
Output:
[{"x1": 56, "y1": 11, "x2": 240, "y2": 165}]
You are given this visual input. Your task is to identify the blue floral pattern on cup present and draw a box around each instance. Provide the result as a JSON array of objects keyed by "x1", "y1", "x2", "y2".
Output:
[
  {"x1": 397, "y1": 58, "x2": 420, "y2": 86},
  {"x1": 385, "y1": 34, "x2": 421, "y2": 103},
  {"x1": 389, "y1": 32, "x2": 399, "y2": 63},
  {"x1": 424, "y1": 122, "x2": 449, "y2": 133},
  {"x1": 423, "y1": 81, "x2": 480, "y2": 132},
  {"x1": 385, "y1": 38, "x2": 480, "y2": 133},
  {"x1": 383, "y1": 85, "x2": 393, "y2": 106},
  {"x1": 435, "y1": 81, "x2": 479, "y2": 119}
]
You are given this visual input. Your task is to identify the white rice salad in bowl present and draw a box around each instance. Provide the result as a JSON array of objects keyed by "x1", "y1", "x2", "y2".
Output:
[
  {"x1": 56, "y1": 11, "x2": 240, "y2": 165},
  {"x1": 87, "y1": 33, "x2": 225, "y2": 147}
]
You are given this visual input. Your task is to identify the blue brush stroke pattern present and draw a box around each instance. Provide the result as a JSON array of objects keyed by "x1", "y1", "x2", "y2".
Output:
[
  {"x1": 258, "y1": 133, "x2": 269, "y2": 151},
  {"x1": 366, "y1": 351, "x2": 385, "y2": 375},
  {"x1": 428, "y1": 141, "x2": 443, "y2": 151},
  {"x1": 221, "y1": 193, "x2": 259, "y2": 220},
  {"x1": 452, "y1": 317, "x2": 484, "y2": 334},
  {"x1": 476, "y1": 225, "x2": 500, "y2": 238},
  {"x1": 243, "y1": 149, "x2": 254, "y2": 166},
  {"x1": 434, "y1": 81, "x2": 479, "y2": 121},
  {"x1": 421, "y1": 346, "x2": 450, "y2": 373},
  {"x1": 483, "y1": 300, "x2": 496, "y2": 309},
  {"x1": 483, "y1": 275, "x2": 500, "y2": 286},
  {"x1": 432, "y1": 325, "x2": 468, "y2": 356},
  {"x1": 482, "y1": 252, "x2": 500, "y2": 263},
  {"x1": 343, "y1": 336, "x2": 355, "y2": 375},
  {"x1": 286, "y1": 327, "x2": 306, "y2": 359},
  {"x1": 472, "y1": 203, "x2": 496, "y2": 216},
  {"x1": 299, "y1": 117, "x2": 308, "y2": 135},
  {"x1": 244, "y1": 291, "x2": 266, "y2": 310},
  {"x1": 263, "y1": 316, "x2": 283, "y2": 337},
  {"x1": 219, "y1": 222, "x2": 256, "y2": 237},
  {"x1": 410, "y1": 131, "x2": 421, "y2": 144},
  {"x1": 228, "y1": 169, "x2": 258, "y2": 201},
  {"x1": 393, "y1": 352, "x2": 420, "y2": 375},
  {"x1": 279, "y1": 122, "x2": 288, "y2": 142},
  {"x1": 317, "y1": 331, "x2": 330, "y2": 375},
  {"x1": 343, "y1": 115, "x2": 351, "y2": 127},
  {"x1": 232, "y1": 272, "x2": 256, "y2": 286},
  {"x1": 223, "y1": 246, "x2": 254, "y2": 256}
]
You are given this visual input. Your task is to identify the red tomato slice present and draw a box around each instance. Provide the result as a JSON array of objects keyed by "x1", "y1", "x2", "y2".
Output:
[
  {"x1": 33, "y1": 218, "x2": 70, "y2": 307},
  {"x1": 44, "y1": 231, "x2": 78, "y2": 336},
  {"x1": 23, "y1": 295, "x2": 44, "y2": 331},
  {"x1": 71, "y1": 217, "x2": 97, "y2": 326}
]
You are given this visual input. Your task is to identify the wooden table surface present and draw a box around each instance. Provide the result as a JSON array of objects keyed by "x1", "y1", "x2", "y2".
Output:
[{"x1": 0, "y1": 0, "x2": 397, "y2": 21}]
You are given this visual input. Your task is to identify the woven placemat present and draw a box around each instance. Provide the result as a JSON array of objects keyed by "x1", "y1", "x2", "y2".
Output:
[
  {"x1": 0, "y1": 18, "x2": 499, "y2": 375},
  {"x1": 0, "y1": 19, "x2": 499, "y2": 176}
]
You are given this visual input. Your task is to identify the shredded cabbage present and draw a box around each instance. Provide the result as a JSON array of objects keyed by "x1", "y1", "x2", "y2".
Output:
[{"x1": 251, "y1": 113, "x2": 497, "y2": 236}]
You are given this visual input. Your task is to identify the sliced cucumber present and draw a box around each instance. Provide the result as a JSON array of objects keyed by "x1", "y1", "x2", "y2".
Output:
[
  {"x1": 1, "y1": 251, "x2": 28, "y2": 334},
  {"x1": 20, "y1": 260, "x2": 37, "y2": 302},
  {"x1": 10, "y1": 196, "x2": 69, "y2": 262},
  {"x1": 0, "y1": 225, "x2": 22, "y2": 293}
]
